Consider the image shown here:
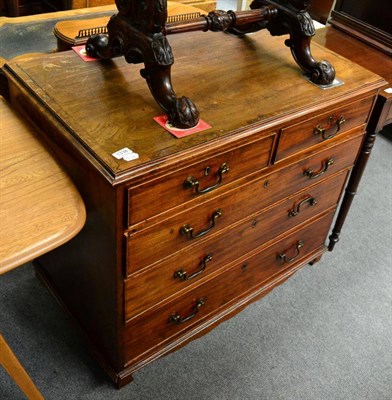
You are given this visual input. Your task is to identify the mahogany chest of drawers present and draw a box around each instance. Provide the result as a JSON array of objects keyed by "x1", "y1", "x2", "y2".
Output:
[{"x1": 1, "y1": 29, "x2": 385, "y2": 387}]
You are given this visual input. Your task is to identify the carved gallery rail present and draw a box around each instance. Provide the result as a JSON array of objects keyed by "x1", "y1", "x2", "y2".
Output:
[{"x1": 86, "y1": 0, "x2": 336, "y2": 128}]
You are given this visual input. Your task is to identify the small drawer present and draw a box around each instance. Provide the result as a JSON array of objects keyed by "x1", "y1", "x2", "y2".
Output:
[
  {"x1": 127, "y1": 132, "x2": 275, "y2": 226},
  {"x1": 124, "y1": 211, "x2": 335, "y2": 364},
  {"x1": 124, "y1": 169, "x2": 349, "y2": 319},
  {"x1": 125, "y1": 132, "x2": 363, "y2": 275},
  {"x1": 275, "y1": 96, "x2": 374, "y2": 161}
]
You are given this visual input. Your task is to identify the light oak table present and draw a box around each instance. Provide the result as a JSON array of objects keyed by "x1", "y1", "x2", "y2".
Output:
[{"x1": 0, "y1": 96, "x2": 86, "y2": 399}]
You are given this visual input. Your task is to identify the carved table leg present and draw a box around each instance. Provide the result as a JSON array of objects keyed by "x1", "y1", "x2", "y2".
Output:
[
  {"x1": 284, "y1": 35, "x2": 335, "y2": 85},
  {"x1": 141, "y1": 65, "x2": 199, "y2": 128},
  {"x1": 85, "y1": 0, "x2": 335, "y2": 127},
  {"x1": 247, "y1": 0, "x2": 335, "y2": 85},
  {"x1": 86, "y1": 1, "x2": 200, "y2": 129}
]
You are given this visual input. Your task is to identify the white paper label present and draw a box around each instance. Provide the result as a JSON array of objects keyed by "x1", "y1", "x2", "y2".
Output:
[
  {"x1": 384, "y1": 87, "x2": 392, "y2": 94},
  {"x1": 112, "y1": 147, "x2": 139, "y2": 161}
]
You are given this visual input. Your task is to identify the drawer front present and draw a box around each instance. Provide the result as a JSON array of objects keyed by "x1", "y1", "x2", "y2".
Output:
[
  {"x1": 124, "y1": 170, "x2": 349, "y2": 320},
  {"x1": 124, "y1": 211, "x2": 335, "y2": 363},
  {"x1": 275, "y1": 96, "x2": 373, "y2": 161},
  {"x1": 127, "y1": 133, "x2": 275, "y2": 226},
  {"x1": 125, "y1": 132, "x2": 363, "y2": 274}
]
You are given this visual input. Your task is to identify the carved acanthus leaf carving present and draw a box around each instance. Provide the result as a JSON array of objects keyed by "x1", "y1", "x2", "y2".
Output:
[
  {"x1": 297, "y1": 12, "x2": 315, "y2": 36},
  {"x1": 151, "y1": 34, "x2": 174, "y2": 66}
]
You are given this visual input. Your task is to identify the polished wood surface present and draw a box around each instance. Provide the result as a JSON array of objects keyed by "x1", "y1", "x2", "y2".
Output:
[
  {"x1": 126, "y1": 134, "x2": 362, "y2": 273},
  {"x1": 127, "y1": 131, "x2": 274, "y2": 226},
  {"x1": 125, "y1": 170, "x2": 349, "y2": 320},
  {"x1": 314, "y1": 27, "x2": 392, "y2": 87},
  {"x1": 3, "y1": 31, "x2": 383, "y2": 181},
  {"x1": 83, "y1": 1, "x2": 336, "y2": 128},
  {"x1": 329, "y1": 0, "x2": 392, "y2": 54},
  {"x1": 308, "y1": 0, "x2": 334, "y2": 24},
  {"x1": 124, "y1": 211, "x2": 335, "y2": 362},
  {"x1": 0, "y1": 96, "x2": 86, "y2": 273},
  {"x1": 1, "y1": 29, "x2": 385, "y2": 387},
  {"x1": 276, "y1": 96, "x2": 374, "y2": 161}
]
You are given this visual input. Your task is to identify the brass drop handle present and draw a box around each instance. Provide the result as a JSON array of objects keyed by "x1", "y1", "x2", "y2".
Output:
[
  {"x1": 314, "y1": 115, "x2": 346, "y2": 140},
  {"x1": 173, "y1": 254, "x2": 213, "y2": 281},
  {"x1": 169, "y1": 298, "x2": 205, "y2": 325},
  {"x1": 278, "y1": 240, "x2": 304, "y2": 264},
  {"x1": 180, "y1": 209, "x2": 222, "y2": 239},
  {"x1": 304, "y1": 158, "x2": 334, "y2": 180},
  {"x1": 288, "y1": 196, "x2": 317, "y2": 217},
  {"x1": 183, "y1": 163, "x2": 230, "y2": 194}
]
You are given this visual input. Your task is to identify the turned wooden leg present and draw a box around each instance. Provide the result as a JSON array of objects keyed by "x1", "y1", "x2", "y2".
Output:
[
  {"x1": 329, "y1": 91, "x2": 385, "y2": 250},
  {"x1": 0, "y1": 334, "x2": 44, "y2": 400},
  {"x1": 329, "y1": 131, "x2": 377, "y2": 250}
]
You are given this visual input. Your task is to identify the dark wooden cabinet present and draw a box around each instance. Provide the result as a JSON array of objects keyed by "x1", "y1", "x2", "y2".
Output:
[
  {"x1": 1, "y1": 29, "x2": 385, "y2": 387},
  {"x1": 329, "y1": 0, "x2": 392, "y2": 55},
  {"x1": 308, "y1": 0, "x2": 335, "y2": 24}
]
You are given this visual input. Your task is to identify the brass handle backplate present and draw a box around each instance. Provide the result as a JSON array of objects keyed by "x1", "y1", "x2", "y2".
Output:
[
  {"x1": 288, "y1": 196, "x2": 317, "y2": 217},
  {"x1": 180, "y1": 209, "x2": 222, "y2": 239},
  {"x1": 278, "y1": 240, "x2": 304, "y2": 264},
  {"x1": 304, "y1": 158, "x2": 334, "y2": 180},
  {"x1": 169, "y1": 298, "x2": 205, "y2": 325},
  {"x1": 173, "y1": 254, "x2": 213, "y2": 281},
  {"x1": 314, "y1": 115, "x2": 346, "y2": 140},
  {"x1": 183, "y1": 163, "x2": 230, "y2": 194}
]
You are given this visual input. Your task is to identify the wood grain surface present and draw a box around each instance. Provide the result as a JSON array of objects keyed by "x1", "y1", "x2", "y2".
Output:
[
  {"x1": 3, "y1": 29, "x2": 385, "y2": 184},
  {"x1": 0, "y1": 97, "x2": 86, "y2": 273}
]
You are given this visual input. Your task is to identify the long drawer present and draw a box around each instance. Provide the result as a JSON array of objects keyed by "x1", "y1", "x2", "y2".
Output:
[
  {"x1": 124, "y1": 211, "x2": 335, "y2": 364},
  {"x1": 125, "y1": 132, "x2": 364, "y2": 274},
  {"x1": 275, "y1": 96, "x2": 373, "y2": 161},
  {"x1": 124, "y1": 169, "x2": 349, "y2": 320},
  {"x1": 127, "y1": 132, "x2": 275, "y2": 226}
]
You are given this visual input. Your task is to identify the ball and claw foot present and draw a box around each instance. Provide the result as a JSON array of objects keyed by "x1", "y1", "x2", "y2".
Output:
[
  {"x1": 309, "y1": 60, "x2": 336, "y2": 86},
  {"x1": 168, "y1": 96, "x2": 200, "y2": 129}
]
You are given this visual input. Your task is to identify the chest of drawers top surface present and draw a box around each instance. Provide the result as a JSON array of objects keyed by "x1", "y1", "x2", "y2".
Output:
[{"x1": 4, "y1": 30, "x2": 384, "y2": 184}]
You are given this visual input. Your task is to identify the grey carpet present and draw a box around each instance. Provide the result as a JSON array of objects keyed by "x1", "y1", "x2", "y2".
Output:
[
  {"x1": 0, "y1": 11, "x2": 114, "y2": 60},
  {"x1": 1, "y1": 127, "x2": 391, "y2": 400}
]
